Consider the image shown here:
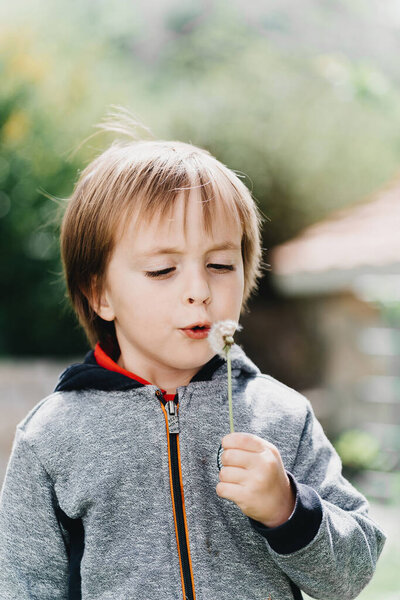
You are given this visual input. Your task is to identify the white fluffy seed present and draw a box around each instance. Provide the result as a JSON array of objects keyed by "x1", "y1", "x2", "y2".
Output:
[{"x1": 208, "y1": 320, "x2": 242, "y2": 358}]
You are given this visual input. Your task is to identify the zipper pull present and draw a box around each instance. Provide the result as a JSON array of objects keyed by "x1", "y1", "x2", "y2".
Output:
[
  {"x1": 155, "y1": 389, "x2": 180, "y2": 434},
  {"x1": 166, "y1": 400, "x2": 180, "y2": 434}
]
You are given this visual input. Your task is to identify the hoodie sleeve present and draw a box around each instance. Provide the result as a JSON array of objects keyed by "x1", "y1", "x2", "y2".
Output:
[
  {"x1": 250, "y1": 400, "x2": 386, "y2": 600},
  {"x1": 0, "y1": 427, "x2": 69, "y2": 599}
]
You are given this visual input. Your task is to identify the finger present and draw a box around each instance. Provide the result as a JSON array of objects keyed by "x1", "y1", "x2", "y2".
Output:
[
  {"x1": 218, "y1": 466, "x2": 247, "y2": 485},
  {"x1": 221, "y1": 448, "x2": 257, "y2": 469},
  {"x1": 221, "y1": 432, "x2": 266, "y2": 453},
  {"x1": 216, "y1": 481, "x2": 243, "y2": 503}
]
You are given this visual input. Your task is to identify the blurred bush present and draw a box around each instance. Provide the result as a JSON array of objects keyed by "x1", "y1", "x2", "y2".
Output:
[
  {"x1": 334, "y1": 429, "x2": 381, "y2": 474},
  {"x1": 0, "y1": 32, "x2": 85, "y2": 355}
]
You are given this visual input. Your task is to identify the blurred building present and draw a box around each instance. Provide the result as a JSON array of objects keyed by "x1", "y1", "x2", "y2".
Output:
[{"x1": 270, "y1": 174, "x2": 400, "y2": 500}]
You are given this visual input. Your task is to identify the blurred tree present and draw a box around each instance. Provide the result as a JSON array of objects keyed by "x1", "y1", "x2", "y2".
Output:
[
  {"x1": 147, "y1": 13, "x2": 400, "y2": 246},
  {"x1": 0, "y1": 34, "x2": 88, "y2": 355}
]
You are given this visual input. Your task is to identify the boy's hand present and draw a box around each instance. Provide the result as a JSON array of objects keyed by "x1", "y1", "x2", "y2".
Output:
[{"x1": 216, "y1": 432, "x2": 296, "y2": 528}]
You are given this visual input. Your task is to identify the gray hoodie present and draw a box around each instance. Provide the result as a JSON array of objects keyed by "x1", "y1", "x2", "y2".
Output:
[{"x1": 0, "y1": 344, "x2": 386, "y2": 600}]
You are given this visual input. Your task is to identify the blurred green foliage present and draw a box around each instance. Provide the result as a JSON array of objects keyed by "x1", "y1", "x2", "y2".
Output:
[
  {"x1": 334, "y1": 429, "x2": 381, "y2": 472},
  {"x1": 1, "y1": 0, "x2": 400, "y2": 356},
  {"x1": 0, "y1": 33, "x2": 83, "y2": 355}
]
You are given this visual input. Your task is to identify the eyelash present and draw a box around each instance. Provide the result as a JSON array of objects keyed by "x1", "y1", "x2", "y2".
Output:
[{"x1": 145, "y1": 264, "x2": 235, "y2": 278}]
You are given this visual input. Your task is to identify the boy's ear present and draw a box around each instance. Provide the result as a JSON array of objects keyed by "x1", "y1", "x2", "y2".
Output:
[{"x1": 84, "y1": 278, "x2": 115, "y2": 322}]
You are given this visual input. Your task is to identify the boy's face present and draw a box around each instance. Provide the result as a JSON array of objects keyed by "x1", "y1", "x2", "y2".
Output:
[{"x1": 95, "y1": 190, "x2": 244, "y2": 391}]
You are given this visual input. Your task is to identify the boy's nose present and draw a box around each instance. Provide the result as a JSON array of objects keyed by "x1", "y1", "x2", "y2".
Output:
[
  {"x1": 186, "y1": 283, "x2": 211, "y2": 304},
  {"x1": 187, "y1": 295, "x2": 210, "y2": 305},
  {"x1": 184, "y1": 270, "x2": 211, "y2": 305}
]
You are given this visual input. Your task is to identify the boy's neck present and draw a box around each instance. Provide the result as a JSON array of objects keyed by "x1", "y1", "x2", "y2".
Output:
[{"x1": 116, "y1": 353, "x2": 200, "y2": 396}]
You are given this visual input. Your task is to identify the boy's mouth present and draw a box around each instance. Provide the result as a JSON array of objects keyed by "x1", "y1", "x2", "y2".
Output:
[{"x1": 181, "y1": 322, "x2": 211, "y2": 339}]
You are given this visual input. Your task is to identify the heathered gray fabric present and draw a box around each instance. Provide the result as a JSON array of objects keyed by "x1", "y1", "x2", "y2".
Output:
[{"x1": 0, "y1": 344, "x2": 386, "y2": 600}]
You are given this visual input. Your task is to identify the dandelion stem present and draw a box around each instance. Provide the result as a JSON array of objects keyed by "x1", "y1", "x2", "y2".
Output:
[{"x1": 226, "y1": 346, "x2": 235, "y2": 433}]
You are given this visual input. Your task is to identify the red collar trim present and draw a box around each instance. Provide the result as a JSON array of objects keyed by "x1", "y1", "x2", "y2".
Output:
[
  {"x1": 94, "y1": 343, "x2": 151, "y2": 385},
  {"x1": 94, "y1": 343, "x2": 174, "y2": 400}
]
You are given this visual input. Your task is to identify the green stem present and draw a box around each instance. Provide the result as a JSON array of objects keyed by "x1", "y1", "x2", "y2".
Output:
[{"x1": 227, "y1": 347, "x2": 234, "y2": 433}]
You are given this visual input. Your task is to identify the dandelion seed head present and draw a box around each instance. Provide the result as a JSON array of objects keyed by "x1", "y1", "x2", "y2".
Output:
[{"x1": 208, "y1": 319, "x2": 242, "y2": 358}]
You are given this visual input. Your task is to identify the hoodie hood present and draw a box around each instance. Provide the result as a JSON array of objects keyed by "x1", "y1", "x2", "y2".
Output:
[{"x1": 54, "y1": 343, "x2": 260, "y2": 393}]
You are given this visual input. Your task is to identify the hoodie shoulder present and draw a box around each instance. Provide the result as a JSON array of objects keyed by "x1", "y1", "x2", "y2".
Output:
[
  {"x1": 229, "y1": 345, "x2": 311, "y2": 428},
  {"x1": 231, "y1": 345, "x2": 310, "y2": 409},
  {"x1": 16, "y1": 391, "x2": 82, "y2": 440},
  {"x1": 257, "y1": 373, "x2": 310, "y2": 403},
  {"x1": 250, "y1": 372, "x2": 312, "y2": 424}
]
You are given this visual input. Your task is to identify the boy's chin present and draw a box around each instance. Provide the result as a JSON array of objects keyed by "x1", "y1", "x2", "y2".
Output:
[{"x1": 172, "y1": 347, "x2": 214, "y2": 369}]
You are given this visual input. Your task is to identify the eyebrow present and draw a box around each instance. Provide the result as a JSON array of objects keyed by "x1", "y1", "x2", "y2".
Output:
[{"x1": 137, "y1": 241, "x2": 241, "y2": 257}]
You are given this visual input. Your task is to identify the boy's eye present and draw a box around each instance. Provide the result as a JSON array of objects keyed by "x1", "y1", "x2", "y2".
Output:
[
  {"x1": 145, "y1": 267, "x2": 175, "y2": 277},
  {"x1": 207, "y1": 264, "x2": 234, "y2": 271}
]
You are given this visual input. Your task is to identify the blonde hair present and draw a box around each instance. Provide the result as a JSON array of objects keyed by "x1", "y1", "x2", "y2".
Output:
[{"x1": 61, "y1": 124, "x2": 267, "y2": 353}]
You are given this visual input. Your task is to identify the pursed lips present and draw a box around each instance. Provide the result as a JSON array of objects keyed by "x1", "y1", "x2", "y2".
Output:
[
  {"x1": 180, "y1": 323, "x2": 211, "y2": 339},
  {"x1": 181, "y1": 321, "x2": 212, "y2": 330}
]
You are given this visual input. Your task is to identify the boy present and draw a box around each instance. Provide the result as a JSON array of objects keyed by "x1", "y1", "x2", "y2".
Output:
[{"x1": 0, "y1": 130, "x2": 385, "y2": 600}]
